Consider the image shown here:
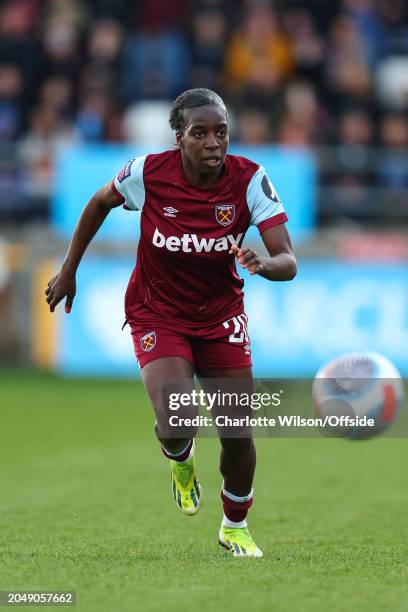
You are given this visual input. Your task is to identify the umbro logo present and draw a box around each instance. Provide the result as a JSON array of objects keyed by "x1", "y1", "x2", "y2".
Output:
[{"x1": 163, "y1": 207, "x2": 179, "y2": 217}]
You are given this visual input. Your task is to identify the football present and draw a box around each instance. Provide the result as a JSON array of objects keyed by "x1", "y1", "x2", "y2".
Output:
[{"x1": 312, "y1": 351, "x2": 404, "y2": 439}]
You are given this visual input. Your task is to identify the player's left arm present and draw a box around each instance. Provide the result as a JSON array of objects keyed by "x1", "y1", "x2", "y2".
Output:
[
  {"x1": 232, "y1": 165, "x2": 297, "y2": 281},
  {"x1": 231, "y1": 224, "x2": 297, "y2": 280}
]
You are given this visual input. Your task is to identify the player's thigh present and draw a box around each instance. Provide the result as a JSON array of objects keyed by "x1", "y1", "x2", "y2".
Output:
[
  {"x1": 194, "y1": 327, "x2": 254, "y2": 438},
  {"x1": 129, "y1": 322, "x2": 197, "y2": 438},
  {"x1": 142, "y1": 355, "x2": 195, "y2": 408}
]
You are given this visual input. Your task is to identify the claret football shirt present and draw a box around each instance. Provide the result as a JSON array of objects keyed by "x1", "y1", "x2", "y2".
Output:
[{"x1": 112, "y1": 149, "x2": 287, "y2": 329}]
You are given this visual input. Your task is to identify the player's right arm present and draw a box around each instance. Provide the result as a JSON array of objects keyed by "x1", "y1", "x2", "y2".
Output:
[{"x1": 45, "y1": 181, "x2": 124, "y2": 313}]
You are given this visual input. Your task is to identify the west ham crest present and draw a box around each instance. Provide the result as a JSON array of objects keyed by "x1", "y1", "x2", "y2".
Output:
[
  {"x1": 215, "y1": 204, "x2": 235, "y2": 226},
  {"x1": 140, "y1": 331, "x2": 156, "y2": 352}
]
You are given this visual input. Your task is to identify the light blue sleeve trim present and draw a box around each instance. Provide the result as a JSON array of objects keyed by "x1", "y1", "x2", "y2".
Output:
[
  {"x1": 247, "y1": 165, "x2": 285, "y2": 226},
  {"x1": 114, "y1": 154, "x2": 147, "y2": 211}
]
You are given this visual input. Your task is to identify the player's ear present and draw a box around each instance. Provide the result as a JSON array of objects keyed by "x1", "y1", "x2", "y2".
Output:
[{"x1": 176, "y1": 131, "x2": 184, "y2": 148}]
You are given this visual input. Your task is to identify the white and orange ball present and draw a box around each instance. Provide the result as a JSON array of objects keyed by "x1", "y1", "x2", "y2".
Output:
[{"x1": 312, "y1": 351, "x2": 404, "y2": 439}]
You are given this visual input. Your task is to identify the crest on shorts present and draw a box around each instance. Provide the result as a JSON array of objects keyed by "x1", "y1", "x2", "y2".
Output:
[
  {"x1": 140, "y1": 331, "x2": 156, "y2": 352},
  {"x1": 215, "y1": 204, "x2": 235, "y2": 226}
]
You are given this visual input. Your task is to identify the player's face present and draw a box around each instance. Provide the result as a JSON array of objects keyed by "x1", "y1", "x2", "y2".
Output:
[{"x1": 178, "y1": 105, "x2": 229, "y2": 173}]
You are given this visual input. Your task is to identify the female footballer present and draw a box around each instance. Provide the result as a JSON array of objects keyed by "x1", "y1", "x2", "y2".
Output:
[{"x1": 45, "y1": 88, "x2": 297, "y2": 558}]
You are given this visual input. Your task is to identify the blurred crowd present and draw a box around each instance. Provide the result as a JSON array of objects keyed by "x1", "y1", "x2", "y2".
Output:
[{"x1": 1, "y1": 0, "x2": 408, "y2": 223}]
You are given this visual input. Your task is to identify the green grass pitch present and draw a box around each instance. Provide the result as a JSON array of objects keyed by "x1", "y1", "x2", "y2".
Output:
[{"x1": 0, "y1": 371, "x2": 407, "y2": 612}]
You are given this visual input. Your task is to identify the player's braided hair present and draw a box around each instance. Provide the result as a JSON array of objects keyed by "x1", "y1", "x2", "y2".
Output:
[{"x1": 169, "y1": 88, "x2": 227, "y2": 133}]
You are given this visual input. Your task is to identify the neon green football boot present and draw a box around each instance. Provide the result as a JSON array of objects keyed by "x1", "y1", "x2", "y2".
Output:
[
  {"x1": 170, "y1": 442, "x2": 202, "y2": 516},
  {"x1": 218, "y1": 525, "x2": 263, "y2": 557}
]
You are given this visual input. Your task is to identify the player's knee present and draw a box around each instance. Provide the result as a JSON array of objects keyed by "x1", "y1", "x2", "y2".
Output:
[
  {"x1": 155, "y1": 419, "x2": 198, "y2": 445},
  {"x1": 220, "y1": 436, "x2": 254, "y2": 456}
]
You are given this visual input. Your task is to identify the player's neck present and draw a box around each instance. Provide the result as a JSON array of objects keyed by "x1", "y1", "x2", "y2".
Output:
[{"x1": 181, "y1": 154, "x2": 225, "y2": 189}]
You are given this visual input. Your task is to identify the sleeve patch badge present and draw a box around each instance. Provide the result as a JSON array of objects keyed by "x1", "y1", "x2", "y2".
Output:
[
  {"x1": 261, "y1": 174, "x2": 280, "y2": 202},
  {"x1": 117, "y1": 159, "x2": 134, "y2": 183}
]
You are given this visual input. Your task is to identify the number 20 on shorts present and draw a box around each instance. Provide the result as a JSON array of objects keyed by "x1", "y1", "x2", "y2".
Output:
[{"x1": 223, "y1": 315, "x2": 249, "y2": 343}]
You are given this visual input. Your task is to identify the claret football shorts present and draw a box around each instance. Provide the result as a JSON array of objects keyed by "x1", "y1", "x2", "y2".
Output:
[{"x1": 127, "y1": 313, "x2": 252, "y2": 372}]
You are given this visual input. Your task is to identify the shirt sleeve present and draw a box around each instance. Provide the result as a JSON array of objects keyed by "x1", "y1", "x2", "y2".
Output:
[
  {"x1": 111, "y1": 155, "x2": 147, "y2": 211},
  {"x1": 247, "y1": 165, "x2": 288, "y2": 234}
]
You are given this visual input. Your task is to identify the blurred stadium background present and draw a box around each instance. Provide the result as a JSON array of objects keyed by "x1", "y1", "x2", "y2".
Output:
[
  {"x1": 1, "y1": 0, "x2": 408, "y2": 377},
  {"x1": 1, "y1": 2, "x2": 408, "y2": 609}
]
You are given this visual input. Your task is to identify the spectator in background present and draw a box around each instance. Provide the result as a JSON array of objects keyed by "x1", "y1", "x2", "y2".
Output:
[
  {"x1": 42, "y1": 0, "x2": 87, "y2": 31},
  {"x1": 73, "y1": 19, "x2": 124, "y2": 141},
  {"x1": 42, "y1": 0, "x2": 87, "y2": 51},
  {"x1": 104, "y1": 107, "x2": 125, "y2": 142},
  {"x1": 280, "y1": 80, "x2": 321, "y2": 145},
  {"x1": 0, "y1": 157, "x2": 27, "y2": 221},
  {"x1": 376, "y1": 0, "x2": 408, "y2": 58},
  {"x1": 78, "y1": 62, "x2": 112, "y2": 103},
  {"x1": 189, "y1": 9, "x2": 227, "y2": 91},
  {"x1": 41, "y1": 21, "x2": 81, "y2": 81},
  {"x1": 327, "y1": 12, "x2": 370, "y2": 68},
  {"x1": 0, "y1": 1, "x2": 43, "y2": 108},
  {"x1": 85, "y1": 19, "x2": 123, "y2": 91},
  {"x1": 277, "y1": 115, "x2": 312, "y2": 147},
  {"x1": 39, "y1": 0, "x2": 87, "y2": 84},
  {"x1": 235, "y1": 109, "x2": 272, "y2": 144},
  {"x1": 325, "y1": 14, "x2": 375, "y2": 116},
  {"x1": 122, "y1": 0, "x2": 190, "y2": 101},
  {"x1": 39, "y1": 76, "x2": 72, "y2": 118},
  {"x1": 378, "y1": 114, "x2": 408, "y2": 189},
  {"x1": 224, "y1": 3, "x2": 293, "y2": 104},
  {"x1": 338, "y1": 109, "x2": 374, "y2": 147},
  {"x1": 283, "y1": 9, "x2": 324, "y2": 86},
  {"x1": 231, "y1": 55, "x2": 284, "y2": 119},
  {"x1": 341, "y1": 0, "x2": 383, "y2": 67},
  {"x1": 0, "y1": 0, "x2": 42, "y2": 222},
  {"x1": 323, "y1": 109, "x2": 375, "y2": 220},
  {"x1": 88, "y1": 19, "x2": 123, "y2": 64},
  {"x1": 0, "y1": 64, "x2": 23, "y2": 141},
  {"x1": 75, "y1": 91, "x2": 112, "y2": 141},
  {"x1": 20, "y1": 104, "x2": 79, "y2": 212}
]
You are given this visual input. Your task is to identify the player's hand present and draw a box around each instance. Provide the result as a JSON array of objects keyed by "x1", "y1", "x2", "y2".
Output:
[
  {"x1": 230, "y1": 245, "x2": 264, "y2": 275},
  {"x1": 45, "y1": 270, "x2": 76, "y2": 313}
]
